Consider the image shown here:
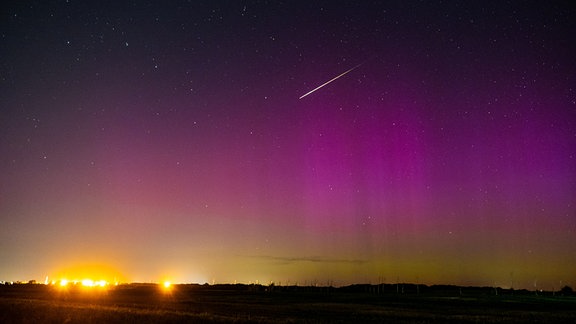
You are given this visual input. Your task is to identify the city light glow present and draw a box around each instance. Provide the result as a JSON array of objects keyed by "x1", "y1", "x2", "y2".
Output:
[
  {"x1": 51, "y1": 277, "x2": 109, "y2": 288},
  {"x1": 82, "y1": 279, "x2": 94, "y2": 287}
]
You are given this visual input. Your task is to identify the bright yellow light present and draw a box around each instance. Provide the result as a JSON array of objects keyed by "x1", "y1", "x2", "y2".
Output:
[
  {"x1": 50, "y1": 263, "x2": 127, "y2": 285},
  {"x1": 60, "y1": 279, "x2": 68, "y2": 286},
  {"x1": 79, "y1": 279, "x2": 107, "y2": 287},
  {"x1": 163, "y1": 281, "x2": 171, "y2": 288},
  {"x1": 82, "y1": 279, "x2": 94, "y2": 287}
]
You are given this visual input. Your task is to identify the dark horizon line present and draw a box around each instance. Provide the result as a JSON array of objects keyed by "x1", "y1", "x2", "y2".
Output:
[{"x1": 5, "y1": 280, "x2": 573, "y2": 293}]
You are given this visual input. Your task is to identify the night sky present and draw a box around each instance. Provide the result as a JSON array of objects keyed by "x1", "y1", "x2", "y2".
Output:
[{"x1": 1, "y1": 1, "x2": 575, "y2": 289}]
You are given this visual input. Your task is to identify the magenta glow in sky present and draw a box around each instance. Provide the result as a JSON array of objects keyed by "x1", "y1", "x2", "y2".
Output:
[{"x1": 1, "y1": 1, "x2": 575, "y2": 289}]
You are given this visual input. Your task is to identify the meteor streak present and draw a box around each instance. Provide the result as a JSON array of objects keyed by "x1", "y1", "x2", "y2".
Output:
[{"x1": 299, "y1": 62, "x2": 364, "y2": 99}]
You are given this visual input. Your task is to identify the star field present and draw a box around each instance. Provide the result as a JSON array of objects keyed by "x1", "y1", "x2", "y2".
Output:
[{"x1": 1, "y1": 1, "x2": 575, "y2": 289}]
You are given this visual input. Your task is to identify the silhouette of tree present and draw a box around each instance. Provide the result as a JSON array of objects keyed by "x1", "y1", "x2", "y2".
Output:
[{"x1": 560, "y1": 285, "x2": 573, "y2": 296}]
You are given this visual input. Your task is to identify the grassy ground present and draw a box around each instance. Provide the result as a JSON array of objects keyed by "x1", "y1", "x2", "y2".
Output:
[{"x1": 1, "y1": 284, "x2": 575, "y2": 323}]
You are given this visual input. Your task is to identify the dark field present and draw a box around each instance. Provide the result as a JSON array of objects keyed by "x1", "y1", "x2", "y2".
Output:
[{"x1": 1, "y1": 283, "x2": 575, "y2": 323}]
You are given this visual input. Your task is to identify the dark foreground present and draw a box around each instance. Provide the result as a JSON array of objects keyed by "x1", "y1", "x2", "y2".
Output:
[{"x1": 1, "y1": 283, "x2": 575, "y2": 323}]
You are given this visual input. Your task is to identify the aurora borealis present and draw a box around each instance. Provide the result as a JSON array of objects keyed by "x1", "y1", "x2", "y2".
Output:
[{"x1": 1, "y1": 1, "x2": 575, "y2": 289}]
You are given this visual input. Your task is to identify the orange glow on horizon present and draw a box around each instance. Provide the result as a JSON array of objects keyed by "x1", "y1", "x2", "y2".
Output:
[
  {"x1": 49, "y1": 262, "x2": 126, "y2": 285},
  {"x1": 80, "y1": 279, "x2": 107, "y2": 287},
  {"x1": 82, "y1": 279, "x2": 94, "y2": 286}
]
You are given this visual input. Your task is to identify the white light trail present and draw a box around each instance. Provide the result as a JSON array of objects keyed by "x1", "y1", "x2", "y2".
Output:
[{"x1": 299, "y1": 62, "x2": 364, "y2": 99}]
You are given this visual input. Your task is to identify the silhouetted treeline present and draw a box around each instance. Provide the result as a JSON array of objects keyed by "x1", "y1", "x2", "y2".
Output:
[{"x1": 4, "y1": 281, "x2": 574, "y2": 297}]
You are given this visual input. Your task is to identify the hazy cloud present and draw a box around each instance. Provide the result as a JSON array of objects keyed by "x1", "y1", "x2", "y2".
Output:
[{"x1": 249, "y1": 255, "x2": 367, "y2": 265}]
